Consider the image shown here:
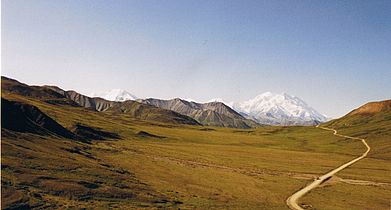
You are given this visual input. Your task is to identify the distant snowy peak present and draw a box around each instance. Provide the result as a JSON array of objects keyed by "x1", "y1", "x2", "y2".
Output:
[
  {"x1": 232, "y1": 92, "x2": 328, "y2": 126},
  {"x1": 91, "y1": 89, "x2": 137, "y2": 102}
]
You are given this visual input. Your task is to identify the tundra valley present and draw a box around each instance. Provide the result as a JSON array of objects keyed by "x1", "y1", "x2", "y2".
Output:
[{"x1": 2, "y1": 77, "x2": 391, "y2": 209}]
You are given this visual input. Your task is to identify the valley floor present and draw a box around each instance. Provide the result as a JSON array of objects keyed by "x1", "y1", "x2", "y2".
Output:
[{"x1": 3, "y1": 124, "x2": 391, "y2": 209}]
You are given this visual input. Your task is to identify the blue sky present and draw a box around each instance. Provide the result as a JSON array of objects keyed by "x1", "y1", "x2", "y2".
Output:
[{"x1": 2, "y1": 0, "x2": 391, "y2": 117}]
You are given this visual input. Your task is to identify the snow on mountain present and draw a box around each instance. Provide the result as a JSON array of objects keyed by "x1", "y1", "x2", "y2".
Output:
[
  {"x1": 91, "y1": 89, "x2": 137, "y2": 102},
  {"x1": 232, "y1": 92, "x2": 328, "y2": 125},
  {"x1": 207, "y1": 98, "x2": 234, "y2": 108},
  {"x1": 185, "y1": 98, "x2": 198, "y2": 102},
  {"x1": 88, "y1": 90, "x2": 326, "y2": 125}
]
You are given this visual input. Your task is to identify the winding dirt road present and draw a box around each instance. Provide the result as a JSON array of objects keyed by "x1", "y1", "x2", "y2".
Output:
[{"x1": 286, "y1": 125, "x2": 371, "y2": 210}]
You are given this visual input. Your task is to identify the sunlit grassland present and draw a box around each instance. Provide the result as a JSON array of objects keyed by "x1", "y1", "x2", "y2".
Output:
[
  {"x1": 302, "y1": 182, "x2": 391, "y2": 210},
  {"x1": 95, "y1": 123, "x2": 390, "y2": 209}
]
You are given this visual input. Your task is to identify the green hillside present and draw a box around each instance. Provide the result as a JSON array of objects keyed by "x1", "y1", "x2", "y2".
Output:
[{"x1": 323, "y1": 100, "x2": 391, "y2": 160}]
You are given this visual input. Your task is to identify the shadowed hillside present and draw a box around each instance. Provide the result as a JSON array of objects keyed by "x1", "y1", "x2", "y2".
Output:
[{"x1": 2, "y1": 98, "x2": 75, "y2": 139}]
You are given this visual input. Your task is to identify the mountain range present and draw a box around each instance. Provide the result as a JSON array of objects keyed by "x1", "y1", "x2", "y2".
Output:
[
  {"x1": 2, "y1": 77, "x2": 328, "y2": 127},
  {"x1": 1, "y1": 77, "x2": 254, "y2": 128},
  {"x1": 94, "y1": 89, "x2": 328, "y2": 126}
]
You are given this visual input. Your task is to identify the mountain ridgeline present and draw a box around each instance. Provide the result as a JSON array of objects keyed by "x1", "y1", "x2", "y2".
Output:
[
  {"x1": 139, "y1": 98, "x2": 259, "y2": 128},
  {"x1": 324, "y1": 99, "x2": 391, "y2": 129},
  {"x1": 45, "y1": 86, "x2": 116, "y2": 111},
  {"x1": 1, "y1": 77, "x2": 200, "y2": 126}
]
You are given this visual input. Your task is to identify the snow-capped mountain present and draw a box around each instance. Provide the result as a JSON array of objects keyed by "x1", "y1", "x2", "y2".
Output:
[
  {"x1": 91, "y1": 89, "x2": 137, "y2": 102},
  {"x1": 89, "y1": 90, "x2": 327, "y2": 125},
  {"x1": 232, "y1": 92, "x2": 328, "y2": 126}
]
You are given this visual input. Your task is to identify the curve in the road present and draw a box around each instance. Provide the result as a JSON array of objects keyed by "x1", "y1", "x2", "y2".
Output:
[{"x1": 286, "y1": 125, "x2": 370, "y2": 210}]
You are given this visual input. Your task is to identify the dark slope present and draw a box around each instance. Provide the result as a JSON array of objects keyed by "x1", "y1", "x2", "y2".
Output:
[
  {"x1": 2, "y1": 98, "x2": 75, "y2": 139},
  {"x1": 71, "y1": 123, "x2": 121, "y2": 140},
  {"x1": 1, "y1": 77, "x2": 63, "y2": 99},
  {"x1": 140, "y1": 98, "x2": 259, "y2": 128},
  {"x1": 2, "y1": 76, "x2": 113, "y2": 111},
  {"x1": 2, "y1": 77, "x2": 80, "y2": 107}
]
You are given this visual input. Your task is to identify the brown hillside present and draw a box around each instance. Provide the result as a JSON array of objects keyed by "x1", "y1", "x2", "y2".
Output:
[{"x1": 349, "y1": 100, "x2": 391, "y2": 115}]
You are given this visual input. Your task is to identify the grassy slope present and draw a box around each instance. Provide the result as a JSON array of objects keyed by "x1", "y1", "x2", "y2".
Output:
[
  {"x1": 1, "y1": 131, "x2": 180, "y2": 209},
  {"x1": 301, "y1": 105, "x2": 391, "y2": 210},
  {"x1": 2, "y1": 93, "x2": 391, "y2": 209}
]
